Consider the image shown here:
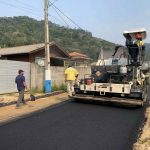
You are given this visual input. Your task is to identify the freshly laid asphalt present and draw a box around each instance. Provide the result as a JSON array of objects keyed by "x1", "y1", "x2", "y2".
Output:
[{"x1": 0, "y1": 100, "x2": 147, "y2": 150}]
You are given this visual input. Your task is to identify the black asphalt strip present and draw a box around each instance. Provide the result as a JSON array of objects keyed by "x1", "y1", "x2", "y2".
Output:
[{"x1": 0, "y1": 98, "x2": 148, "y2": 150}]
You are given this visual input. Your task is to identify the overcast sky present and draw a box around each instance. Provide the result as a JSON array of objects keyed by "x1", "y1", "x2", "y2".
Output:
[{"x1": 0, "y1": 0, "x2": 150, "y2": 44}]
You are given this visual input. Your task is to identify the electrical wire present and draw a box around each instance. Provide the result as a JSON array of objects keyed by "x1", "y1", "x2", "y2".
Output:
[
  {"x1": 0, "y1": 0, "x2": 81, "y2": 29},
  {"x1": 0, "y1": 0, "x2": 64, "y2": 26},
  {"x1": 49, "y1": 0, "x2": 58, "y2": 7},
  {"x1": 49, "y1": 15, "x2": 68, "y2": 26},
  {"x1": 0, "y1": 0, "x2": 43, "y2": 18},
  {"x1": 51, "y1": 8, "x2": 69, "y2": 27},
  {"x1": 14, "y1": 0, "x2": 42, "y2": 11},
  {"x1": 11, "y1": 0, "x2": 45, "y2": 19},
  {"x1": 48, "y1": 0, "x2": 82, "y2": 29}
]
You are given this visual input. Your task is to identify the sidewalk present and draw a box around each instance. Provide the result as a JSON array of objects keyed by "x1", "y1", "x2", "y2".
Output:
[
  {"x1": 0, "y1": 93, "x2": 69, "y2": 125},
  {"x1": 0, "y1": 91, "x2": 63, "y2": 107},
  {"x1": 133, "y1": 106, "x2": 150, "y2": 150}
]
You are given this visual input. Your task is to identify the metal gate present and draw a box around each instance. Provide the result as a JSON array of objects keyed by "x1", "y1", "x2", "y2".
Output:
[{"x1": 0, "y1": 60, "x2": 30, "y2": 94}]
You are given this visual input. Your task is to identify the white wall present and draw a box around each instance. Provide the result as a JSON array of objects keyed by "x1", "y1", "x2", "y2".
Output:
[
  {"x1": 0, "y1": 60, "x2": 30, "y2": 94},
  {"x1": 31, "y1": 64, "x2": 91, "y2": 91}
]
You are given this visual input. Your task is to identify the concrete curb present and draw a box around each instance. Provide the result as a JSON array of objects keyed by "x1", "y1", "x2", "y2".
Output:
[{"x1": 0, "y1": 91, "x2": 64, "y2": 107}]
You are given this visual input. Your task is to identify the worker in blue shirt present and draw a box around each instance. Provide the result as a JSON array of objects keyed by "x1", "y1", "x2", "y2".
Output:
[{"x1": 15, "y1": 69, "x2": 28, "y2": 108}]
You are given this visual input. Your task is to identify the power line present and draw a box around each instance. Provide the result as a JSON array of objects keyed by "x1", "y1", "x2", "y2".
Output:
[
  {"x1": 48, "y1": 0, "x2": 70, "y2": 26},
  {"x1": 11, "y1": 0, "x2": 66, "y2": 26},
  {"x1": 0, "y1": 0, "x2": 69, "y2": 26},
  {"x1": 11, "y1": 0, "x2": 44, "y2": 18},
  {"x1": 51, "y1": 8, "x2": 69, "y2": 27},
  {"x1": 14, "y1": 0, "x2": 42, "y2": 11},
  {"x1": 49, "y1": 0, "x2": 70, "y2": 27},
  {"x1": 0, "y1": 0, "x2": 78, "y2": 29},
  {"x1": 49, "y1": 0, "x2": 58, "y2": 7},
  {"x1": 0, "y1": 0, "x2": 43, "y2": 18},
  {"x1": 48, "y1": 0, "x2": 82, "y2": 29},
  {"x1": 49, "y1": 15, "x2": 68, "y2": 26}
]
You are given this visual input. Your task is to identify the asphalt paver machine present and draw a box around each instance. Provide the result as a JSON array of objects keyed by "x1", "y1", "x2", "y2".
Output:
[{"x1": 71, "y1": 29, "x2": 149, "y2": 106}]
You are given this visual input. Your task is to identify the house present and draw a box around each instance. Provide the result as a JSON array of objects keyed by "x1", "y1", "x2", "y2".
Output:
[
  {"x1": 96, "y1": 47, "x2": 127, "y2": 66},
  {"x1": 65, "y1": 52, "x2": 91, "y2": 66},
  {"x1": 0, "y1": 42, "x2": 69, "y2": 66}
]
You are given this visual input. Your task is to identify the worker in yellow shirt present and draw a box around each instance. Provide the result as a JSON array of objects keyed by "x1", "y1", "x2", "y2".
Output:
[
  {"x1": 134, "y1": 32, "x2": 145, "y2": 47},
  {"x1": 65, "y1": 65, "x2": 78, "y2": 96},
  {"x1": 134, "y1": 32, "x2": 145, "y2": 59}
]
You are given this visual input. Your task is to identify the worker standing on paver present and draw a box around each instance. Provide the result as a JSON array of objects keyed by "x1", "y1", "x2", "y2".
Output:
[
  {"x1": 134, "y1": 32, "x2": 145, "y2": 59},
  {"x1": 15, "y1": 69, "x2": 28, "y2": 108},
  {"x1": 65, "y1": 65, "x2": 78, "y2": 96}
]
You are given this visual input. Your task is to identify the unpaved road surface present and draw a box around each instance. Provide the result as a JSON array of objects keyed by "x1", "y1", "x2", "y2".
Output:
[{"x1": 0, "y1": 100, "x2": 147, "y2": 150}]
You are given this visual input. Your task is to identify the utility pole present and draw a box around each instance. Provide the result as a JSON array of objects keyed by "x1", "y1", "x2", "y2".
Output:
[{"x1": 44, "y1": 0, "x2": 51, "y2": 93}]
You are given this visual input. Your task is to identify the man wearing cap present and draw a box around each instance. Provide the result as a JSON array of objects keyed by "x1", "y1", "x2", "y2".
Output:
[{"x1": 15, "y1": 69, "x2": 28, "y2": 108}]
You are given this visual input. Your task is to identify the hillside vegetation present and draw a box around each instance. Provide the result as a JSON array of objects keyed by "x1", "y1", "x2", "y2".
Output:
[{"x1": 0, "y1": 16, "x2": 116, "y2": 61}]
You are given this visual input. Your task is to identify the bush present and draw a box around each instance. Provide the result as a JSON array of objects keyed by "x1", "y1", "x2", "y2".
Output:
[{"x1": 51, "y1": 84, "x2": 59, "y2": 92}]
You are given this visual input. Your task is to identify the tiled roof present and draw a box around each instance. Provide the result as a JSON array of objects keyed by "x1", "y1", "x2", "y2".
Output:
[{"x1": 69, "y1": 52, "x2": 89, "y2": 58}]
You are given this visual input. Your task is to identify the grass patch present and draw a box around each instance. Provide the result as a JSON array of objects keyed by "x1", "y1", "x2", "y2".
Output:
[
  {"x1": 52, "y1": 83, "x2": 67, "y2": 92},
  {"x1": 31, "y1": 87, "x2": 43, "y2": 94}
]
